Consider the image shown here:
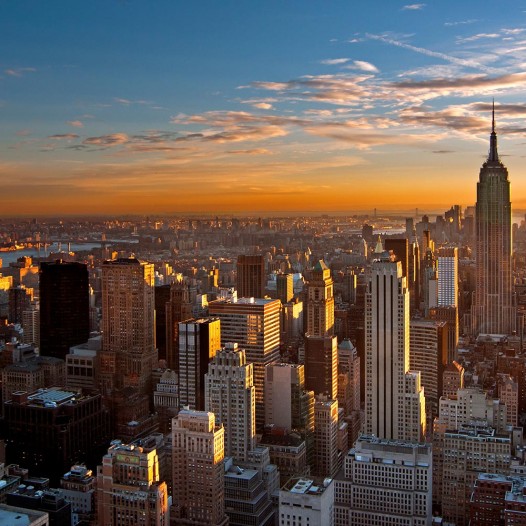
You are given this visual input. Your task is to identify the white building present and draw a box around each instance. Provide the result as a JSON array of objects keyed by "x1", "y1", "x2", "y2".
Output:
[
  {"x1": 334, "y1": 436, "x2": 433, "y2": 526},
  {"x1": 205, "y1": 342, "x2": 255, "y2": 462},
  {"x1": 279, "y1": 477, "x2": 334, "y2": 526},
  {"x1": 364, "y1": 251, "x2": 426, "y2": 442},
  {"x1": 437, "y1": 247, "x2": 458, "y2": 307}
]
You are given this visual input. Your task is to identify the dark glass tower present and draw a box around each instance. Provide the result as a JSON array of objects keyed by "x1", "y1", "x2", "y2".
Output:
[
  {"x1": 39, "y1": 260, "x2": 90, "y2": 360},
  {"x1": 471, "y1": 105, "x2": 515, "y2": 335}
]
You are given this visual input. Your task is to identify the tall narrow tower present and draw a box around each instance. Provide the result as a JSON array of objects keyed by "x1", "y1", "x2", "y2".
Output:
[
  {"x1": 364, "y1": 250, "x2": 425, "y2": 442},
  {"x1": 304, "y1": 261, "x2": 338, "y2": 400},
  {"x1": 471, "y1": 105, "x2": 515, "y2": 336}
]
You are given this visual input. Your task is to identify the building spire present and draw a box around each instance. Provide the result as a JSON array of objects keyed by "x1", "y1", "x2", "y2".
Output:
[{"x1": 488, "y1": 99, "x2": 499, "y2": 162}]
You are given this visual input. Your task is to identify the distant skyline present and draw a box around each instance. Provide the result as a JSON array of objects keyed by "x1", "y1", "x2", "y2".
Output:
[{"x1": 2, "y1": 1, "x2": 526, "y2": 215}]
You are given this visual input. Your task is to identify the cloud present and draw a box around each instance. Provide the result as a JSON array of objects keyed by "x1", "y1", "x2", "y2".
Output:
[
  {"x1": 66, "y1": 120, "x2": 84, "y2": 128},
  {"x1": 367, "y1": 33, "x2": 500, "y2": 74},
  {"x1": 252, "y1": 102, "x2": 273, "y2": 110},
  {"x1": 432, "y1": 150, "x2": 455, "y2": 154},
  {"x1": 444, "y1": 19, "x2": 479, "y2": 27},
  {"x1": 226, "y1": 148, "x2": 272, "y2": 155},
  {"x1": 320, "y1": 58, "x2": 350, "y2": 65},
  {"x1": 392, "y1": 72, "x2": 526, "y2": 98},
  {"x1": 48, "y1": 134, "x2": 80, "y2": 140},
  {"x1": 83, "y1": 133, "x2": 129, "y2": 146},
  {"x1": 457, "y1": 33, "x2": 500, "y2": 43},
  {"x1": 5, "y1": 67, "x2": 36, "y2": 77},
  {"x1": 345, "y1": 60, "x2": 379, "y2": 73},
  {"x1": 402, "y1": 3, "x2": 426, "y2": 10}
]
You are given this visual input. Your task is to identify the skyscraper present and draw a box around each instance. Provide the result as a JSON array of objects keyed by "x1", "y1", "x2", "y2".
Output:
[
  {"x1": 205, "y1": 342, "x2": 256, "y2": 462},
  {"x1": 237, "y1": 255, "x2": 265, "y2": 298},
  {"x1": 97, "y1": 440, "x2": 169, "y2": 526},
  {"x1": 437, "y1": 247, "x2": 458, "y2": 307},
  {"x1": 304, "y1": 261, "x2": 338, "y2": 400},
  {"x1": 471, "y1": 106, "x2": 515, "y2": 336},
  {"x1": 172, "y1": 409, "x2": 228, "y2": 526},
  {"x1": 39, "y1": 260, "x2": 89, "y2": 360},
  {"x1": 99, "y1": 258, "x2": 157, "y2": 395},
  {"x1": 178, "y1": 317, "x2": 221, "y2": 410},
  {"x1": 364, "y1": 250, "x2": 425, "y2": 442},
  {"x1": 208, "y1": 297, "x2": 281, "y2": 430}
]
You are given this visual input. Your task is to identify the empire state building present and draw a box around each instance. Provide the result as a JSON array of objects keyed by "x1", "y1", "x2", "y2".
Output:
[{"x1": 471, "y1": 106, "x2": 515, "y2": 336}]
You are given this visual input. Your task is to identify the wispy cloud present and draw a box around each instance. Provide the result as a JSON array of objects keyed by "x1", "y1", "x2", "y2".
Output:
[
  {"x1": 83, "y1": 133, "x2": 129, "y2": 146},
  {"x1": 444, "y1": 19, "x2": 479, "y2": 27},
  {"x1": 402, "y1": 3, "x2": 426, "y2": 10},
  {"x1": 366, "y1": 33, "x2": 500, "y2": 74},
  {"x1": 5, "y1": 67, "x2": 36, "y2": 77},
  {"x1": 48, "y1": 134, "x2": 80, "y2": 140},
  {"x1": 457, "y1": 33, "x2": 500, "y2": 43},
  {"x1": 320, "y1": 58, "x2": 350, "y2": 65},
  {"x1": 252, "y1": 102, "x2": 274, "y2": 110},
  {"x1": 345, "y1": 60, "x2": 379, "y2": 73},
  {"x1": 66, "y1": 120, "x2": 84, "y2": 128}
]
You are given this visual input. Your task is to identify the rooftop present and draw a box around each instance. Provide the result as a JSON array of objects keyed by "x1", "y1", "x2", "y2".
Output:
[{"x1": 283, "y1": 477, "x2": 332, "y2": 496}]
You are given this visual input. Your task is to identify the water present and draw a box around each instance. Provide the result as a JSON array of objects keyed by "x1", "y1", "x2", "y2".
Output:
[{"x1": 0, "y1": 241, "x2": 137, "y2": 266}]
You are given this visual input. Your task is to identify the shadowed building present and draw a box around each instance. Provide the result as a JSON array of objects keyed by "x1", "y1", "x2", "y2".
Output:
[{"x1": 39, "y1": 261, "x2": 89, "y2": 361}]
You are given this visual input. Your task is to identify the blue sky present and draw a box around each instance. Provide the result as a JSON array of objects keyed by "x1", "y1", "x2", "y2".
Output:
[{"x1": 2, "y1": 1, "x2": 526, "y2": 214}]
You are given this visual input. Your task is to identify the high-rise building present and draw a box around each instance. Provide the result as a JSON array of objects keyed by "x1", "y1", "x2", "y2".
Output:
[
  {"x1": 437, "y1": 247, "x2": 458, "y2": 307},
  {"x1": 471, "y1": 107, "x2": 515, "y2": 336},
  {"x1": 205, "y1": 342, "x2": 256, "y2": 462},
  {"x1": 276, "y1": 273, "x2": 294, "y2": 304},
  {"x1": 39, "y1": 261, "x2": 89, "y2": 361},
  {"x1": 337, "y1": 339, "x2": 362, "y2": 447},
  {"x1": 165, "y1": 280, "x2": 193, "y2": 371},
  {"x1": 22, "y1": 301, "x2": 39, "y2": 347},
  {"x1": 178, "y1": 318, "x2": 221, "y2": 411},
  {"x1": 279, "y1": 477, "x2": 335, "y2": 526},
  {"x1": 155, "y1": 284, "x2": 171, "y2": 362},
  {"x1": 364, "y1": 251, "x2": 426, "y2": 442},
  {"x1": 97, "y1": 440, "x2": 169, "y2": 526},
  {"x1": 8, "y1": 285, "x2": 33, "y2": 324},
  {"x1": 409, "y1": 319, "x2": 448, "y2": 429},
  {"x1": 237, "y1": 255, "x2": 265, "y2": 299},
  {"x1": 313, "y1": 396, "x2": 339, "y2": 478},
  {"x1": 264, "y1": 363, "x2": 314, "y2": 435},
  {"x1": 100, "y1": 258, "x2": 157, "y2": 395},
  {"x1": 4, "y1": 388, "x2": 110, "y2": 486},
  {"x1": 334, "y1": 436, "x2": 433, "y2": 526},
  {"x1": 171, "y1": 409, "x2": 228, "y2": 526},
  {"x1": 208, "y1": 297, "x2": 281, "y2": 430},
  {"x1": 304, "y1": 261, "x2": 338, "y2": 400}
]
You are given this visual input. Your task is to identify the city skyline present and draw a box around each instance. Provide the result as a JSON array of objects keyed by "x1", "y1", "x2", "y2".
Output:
[{"x1": 2, "y1": 1, "x2": 526, "y2": 214}]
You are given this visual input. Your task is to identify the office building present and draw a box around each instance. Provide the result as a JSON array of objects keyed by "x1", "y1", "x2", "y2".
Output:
[
  {"x1": 237, "y1": 255, "x2": 265, "y2": 299},
  {"x1": 59, "y1": 464, "x2": 96, "y2": 526},
  {"x1": 410, "y1": 319, "x2": 448, "y2": 428},
  {"x1": 364, "y1": 250, "x2": 426, "y2": 442},
  {"x1": 334, "y1": 436, "x2": 433, "y2": 526},
  {"x1": 437, "y1": 247, "x2": 458, "y2": 307},
  {"x1": 471, "y1": 108, "x2": 515, "y2": 336},
  {"x1": 8, "y1": 285, "x2": 33, "y2": 324},
  {"x1": 209, "y1": 297, "x2": 281, "y2": 430},
  {"x1": 97, "y1": 440, "x2": 169, "y2": 526},
  {"x1": 276, "y1": 273, "x2": 294, "y2": 304},
  {"x1": 205, "y1": 342, "x2": 256, "y2": 462},
  {"x1": 279, "y1": 477, "x2": 334, "y2": 526},
  {"x1": 165, "y1": 280, "x2": 193, "y2": 371},
  {"x1": 178, "y1": 318, "x2": 221, "y2": 410},
  {"x1": 39, "y1": 261, "x2": 89, "y2": 361},
  {"x1": 171, "y1": 410, "x2": 228, "y2": 526},
  {"x1": 224, "y1": 459, "x2": 274, "y2": 526},
  {"x1": 4, "y1": 388, "x2": 110, "y2": 486},
  {"x1": 304, "y1": 261, "x2": 338, "y2": 400},
  {"x1": 100, "y1": 258, "x2": 157, "y2": 395},
  {"x1": 313, "y1": 396, "x2": 339, "y2": 478},
  {"x1": 442, "y1": 361, "x2": 464, "y2": 398}
]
